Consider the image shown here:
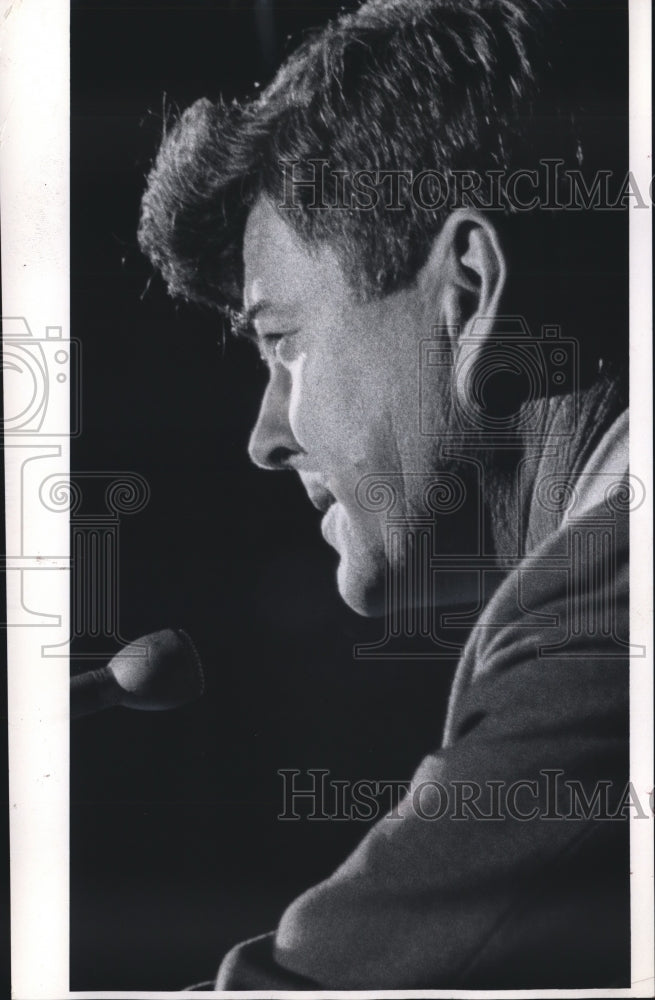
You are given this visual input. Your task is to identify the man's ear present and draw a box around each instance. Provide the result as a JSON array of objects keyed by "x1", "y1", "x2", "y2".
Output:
[{"x1": 418, "y1": 208, "x2": 506, "y2": 349}]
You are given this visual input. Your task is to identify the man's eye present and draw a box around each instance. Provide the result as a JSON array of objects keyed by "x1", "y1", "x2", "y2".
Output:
[
  {"x1": 256, "y1": 330, "x2": 299, "y2": 365},
  {"x1": 263, "y1": 333, "x2": 284, "y2": 350},
  {"x1": 261, "y1": 331, "x2": 299, "y2": 363}
]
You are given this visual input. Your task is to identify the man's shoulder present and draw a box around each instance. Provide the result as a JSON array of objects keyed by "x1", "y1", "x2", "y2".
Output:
[
  {"x1": 482, "y1": 404, "x2": 629, "y2": 667},
  {"x1": 443, "y1": 407, "x2": 630, "y2": 746}
]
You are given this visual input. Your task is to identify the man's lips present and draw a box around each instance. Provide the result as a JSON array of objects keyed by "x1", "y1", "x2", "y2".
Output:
[
  {"x1": 300, "y1": 476, "x2": 337, "y2": 515},
  {"x1": 299, "y1": 476, "x2": 341, "y2": 547}
]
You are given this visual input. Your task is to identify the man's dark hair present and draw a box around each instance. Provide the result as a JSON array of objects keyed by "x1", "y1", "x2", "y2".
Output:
[{"x1": 138, "y1": 0, "x2": 628, "y2": 373}]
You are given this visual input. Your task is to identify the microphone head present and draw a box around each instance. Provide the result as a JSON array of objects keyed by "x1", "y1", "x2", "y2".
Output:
[{"x1": 108, "y1": 628, "x2": 205, "y2": 711}]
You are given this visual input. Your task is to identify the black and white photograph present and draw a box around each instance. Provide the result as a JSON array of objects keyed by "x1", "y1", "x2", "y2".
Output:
[{"x1": 2, "y1": 0, "x2": 653, "y2": 996}]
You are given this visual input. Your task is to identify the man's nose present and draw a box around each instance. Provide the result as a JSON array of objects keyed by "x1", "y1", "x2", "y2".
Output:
[{"x1": 248, "y1": 366, "x2": 302, "y2": 470}]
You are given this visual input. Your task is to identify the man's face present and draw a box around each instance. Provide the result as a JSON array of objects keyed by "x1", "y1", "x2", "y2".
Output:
[{"x1": 242, "y1": 197, "x2": 446, "y2": 616}]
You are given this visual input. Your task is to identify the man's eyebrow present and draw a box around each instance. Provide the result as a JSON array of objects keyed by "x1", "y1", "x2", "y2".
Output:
[
  {"x1": 244, "y1": 300, "x2": 275, "y2": 325},
  {"x1": 229, "y1": 301, "x2": 266, "y2": 340},
  {"x1": 229, "y1": 300, "x2": 293, "y2": 339}
]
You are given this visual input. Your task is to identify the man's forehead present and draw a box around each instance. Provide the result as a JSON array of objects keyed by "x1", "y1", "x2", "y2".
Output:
[
  {"x1": 242, "y1": 195, "x2": 345, "y2": 314},
  {"x1": 244, "y1": 196, "x2": 296, "y2": 255},
  {"x1": 243, "y1": 197, "x2": 303, "y2": 308}
]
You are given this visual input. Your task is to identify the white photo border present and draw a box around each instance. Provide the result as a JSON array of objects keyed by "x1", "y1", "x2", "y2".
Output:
[{"x1": 1, "y1": 0, "x2": 652, "y2": 996}]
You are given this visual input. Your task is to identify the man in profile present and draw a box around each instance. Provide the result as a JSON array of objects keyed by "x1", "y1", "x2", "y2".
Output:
[{"x1": 138, "y1": 0, "x2": 631, "y2": 988}]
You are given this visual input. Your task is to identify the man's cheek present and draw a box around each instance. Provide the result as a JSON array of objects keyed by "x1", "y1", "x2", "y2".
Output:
[{"x1": 287, "y1": 358, "x2": 349, "y2": 456}]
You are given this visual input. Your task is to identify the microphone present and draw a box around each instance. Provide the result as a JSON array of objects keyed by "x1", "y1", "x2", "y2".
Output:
[{"x1": 71, "y1": 628, "x2": 205, "y2": 719}]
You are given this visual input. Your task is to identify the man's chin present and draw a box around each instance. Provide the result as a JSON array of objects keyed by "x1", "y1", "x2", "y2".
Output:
[{"x1": 336, "y1": 559, "x2": 386, "y2": 617}]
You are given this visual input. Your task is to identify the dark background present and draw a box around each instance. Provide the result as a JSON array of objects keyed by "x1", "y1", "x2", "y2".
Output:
[
  {"x1": 69, "y1": 2, "x2": 459, "y2": 989},
  {"x1": 68, "y1": 0, "x2": 629, "y2": 991}
]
